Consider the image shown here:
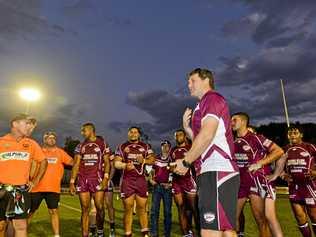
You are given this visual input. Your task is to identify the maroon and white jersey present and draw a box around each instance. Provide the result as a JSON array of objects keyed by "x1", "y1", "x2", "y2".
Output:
[
  {"x1": 153, "y1": 154, "x2": 171, "y2": 184},
  {"x1": 284, "y1": 142, "x2": 316, "y2": 184},
  {"x1": 191, "y1": 90, "x2": 238, "y2": 175},
  {"x1": 234, "y1": 131, "x2": 274, "y2": 177},
  {"x1": 170, "y1": 144, "x2": 192, "y2": 180},
  {"x1": 116, "y1": 141, "x2": 154, "y2": 178},
  {"x1": 75, "y1": 136, "x2": 111, "y2": 180}
]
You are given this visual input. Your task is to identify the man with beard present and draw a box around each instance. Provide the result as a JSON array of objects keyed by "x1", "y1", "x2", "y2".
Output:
[
  {"x1": 114, "y1": 127, "x2": 155, "y2": 237},
  {"x1": 29, "y1": 132, "x2": 73, "y2": 237},
  {"x1": 70, "y1": 123, "x2": 111, "y2": 237},
  {"x1": 171, "y1": 129, "x2": 199, "y2": 237}
]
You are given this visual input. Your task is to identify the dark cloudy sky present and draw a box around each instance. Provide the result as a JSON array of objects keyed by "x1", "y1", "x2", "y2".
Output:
[{"x1": 0, "y1": 0, "x2": 315, "y2": 148}]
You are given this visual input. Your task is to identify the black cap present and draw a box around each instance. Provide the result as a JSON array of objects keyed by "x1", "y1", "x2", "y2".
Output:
[{"x1": 160, "y1": 140, "x2": 171, "y2": 146}]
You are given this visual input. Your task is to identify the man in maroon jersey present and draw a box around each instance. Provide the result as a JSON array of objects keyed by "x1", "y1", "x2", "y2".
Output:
[
  {"x1": 170, "y1": 129, "x2": 199, "y2": 237},
  {"x1": 69, "y1": 123, "x2": 111, "y2": 237},
  {"x1": 231, "y1": 112, "x2": 284, "y2": 237},
  {"x1": 283, "y1": 125, "x2": 316, "y2": 237},
  {"x1": 149, "y1": 140, "x2": 172, "y2": 237},
  {"x1": 173, "y1": 68, "x2": 239, "y2": 237},
  {"x1": 114, "y1": 126, "x2": 155, "y2": 237}
]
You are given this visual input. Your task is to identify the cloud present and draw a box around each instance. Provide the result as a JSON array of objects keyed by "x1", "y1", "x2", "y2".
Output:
[
  {"x1": 222, "y1": 0, "x2": 316, "y2": 46},
  {"x1": 217, "y1": 0, "x2": 316, "y2": 124},
  {"x1": 107, "y1": 90, "x2": 196, "y2": 141},
  {"x1": 0, "y1": 0, "x2": 67, "y2": 41}
]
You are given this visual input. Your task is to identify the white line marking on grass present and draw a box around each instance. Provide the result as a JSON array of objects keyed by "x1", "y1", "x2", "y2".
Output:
[{"x1": 59, "y1": 203, "x2": 81, "y2": 212}]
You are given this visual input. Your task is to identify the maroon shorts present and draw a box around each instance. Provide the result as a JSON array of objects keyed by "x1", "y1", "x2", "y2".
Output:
[
  {"x1": 238, "y1": 173, "x2": 276, "y2": 200},
  {"x1": 289, "y1": 182, "x2": 316, "y2": 207},
  {"x1": 76, "y1": 177, "x2": 102, "y2": 193},
  {"x1": 172, "y1": 176, "x2": 197, "y2": 195},
  {"x1": 120, "y1": 175, "x2": 148, "y2": 199}
]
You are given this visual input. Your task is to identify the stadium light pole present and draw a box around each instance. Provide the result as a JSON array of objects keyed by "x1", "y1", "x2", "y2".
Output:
[{"x1": 19, "y1": 88, "x2": 41, "y2": 114}]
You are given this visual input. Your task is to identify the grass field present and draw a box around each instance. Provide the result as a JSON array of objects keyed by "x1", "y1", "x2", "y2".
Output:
[{"x1": 28, "y1": 194, "x2": 301, "y2": 237}]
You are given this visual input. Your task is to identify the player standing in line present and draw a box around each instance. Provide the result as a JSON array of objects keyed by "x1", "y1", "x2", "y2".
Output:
[
  {"x1": 70, "y1": 123, "x2": 111, "y2": 237},
  {"x1": 170, "y1": 129, "x2": 199, "y2": 237},
  {"x1": 231, "y1": 112, "x2": 284, "y2": 237},
  {"x1": 114, "y1": 127, "x2": 155, "y2": 237},
  {"x1": 237, "y1": 125, "x2": 284, "y2": 237},
  {"x1": 89, "y1": 154, "x2": 116, "y2": 237},
  {"x1": 283, "y1": 125, "x2": 316, "y2": 237}
]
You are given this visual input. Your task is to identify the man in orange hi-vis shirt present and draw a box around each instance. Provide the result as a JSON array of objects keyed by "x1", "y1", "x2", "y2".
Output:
[
  {"x1": 30, "y1": 131, "x2": 73, "y2": 237},
  {"x1": 0, "y1": 114, "x2": 47, "y2": 237}
]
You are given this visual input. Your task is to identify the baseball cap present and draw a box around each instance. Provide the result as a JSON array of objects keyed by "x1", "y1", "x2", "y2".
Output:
[
  {"x1": 10, "y1": 113, "x2": 37, "y2": 125},
  {"x1": 43, "y1": 131, "x2": 57, "y2": 139},
  {"x1": 160, "y1": 140, "x2": 171, "y2": 146}
]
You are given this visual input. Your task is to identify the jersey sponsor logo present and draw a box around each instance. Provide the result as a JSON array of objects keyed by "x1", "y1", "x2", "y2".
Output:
[
  {"x1": 235, "y1": 153, "x2": 248, "y2": 160},
  {"x1": 94, "y1": 147, "x2": 101, "y2": 152},
  {"x1": 84, "y1": 162, "x2": 96, "y2": 166},
  {"x1": 139, "y1": 147, "x2": 145, "y2": 152},
  {"x1": 203, "y1": 212, "x2": 215, "y2": 223},
  {"x1": 300, "y1": 152, "x2": 310, "y2": 157},
  {"x1": 82, "y1": 154, "x2": 98, "y2": 160},
  {"x1": 0, "y1": 151, "x2": 30, "y2": 161},
  {"x1": 23, "y1": 143, "x2": 30, "y2": 148},
  {"x1": 242, "y1": 145, "x2": 251, "y2": 151},
  {"x1": 127, "y1": 153, "x2": 138, "y2": 159},
  {"x1": 47, "y1": 157, "x2": 58, "y2": 164},
  {"x1": 287, "y1": 159, "x2": 307, "y2": 166},
  {"x1": 3, "y1": 143, "x2": 10, "y2": 148}
]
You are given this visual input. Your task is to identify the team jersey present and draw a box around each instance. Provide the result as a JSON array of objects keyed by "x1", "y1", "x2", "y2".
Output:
[
  {"x1": 170, "y1": 144, "x2": 193, "y2": 180},
  {"x1": 0, "y1": 133, "x2": 45, "y2": 185},
  {"x1": 75, "y1": 136, "x2": 111, "y2": 180},
  {"x1": 191, "y1": 90, "x2": 238, "y2": 175},
  {"x1": 284, "y1": 142, "x2": 316, "y2": 184},
  {"x1": 115, "y1": 141, "x2": 154, "y2": 178},
  {"x1": 234, "y1": 131, "x2": 274, "y2": 177},
  {"x1": 31, "y1": 147, "x2": 73, "y2": 193},
  {"x1": 152, "y1": 154, "x2": 171, "y2": 184}
]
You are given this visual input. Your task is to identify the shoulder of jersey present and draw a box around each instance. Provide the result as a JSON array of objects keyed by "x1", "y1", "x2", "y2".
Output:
[
  {"x1": 204, "y1": 91, "x2": 225, "y2": 102},
  {"x1": 23, "y1": 137, "x2": 39, "y2": 145},
  {"x1": 96, "y1": 136, "x2": 106, "y2": 143}
]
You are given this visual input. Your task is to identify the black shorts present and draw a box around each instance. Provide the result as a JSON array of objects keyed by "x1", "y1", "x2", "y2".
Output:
[
  {"x1": 30, "y1": 192, "x2": 60, "y2": 212},
  {"x1": 197, "y1": 171, "x2": 239, "y2": 231},
  {"x1": 0, "y1": 185, "x2": 31, "y2": 220}
]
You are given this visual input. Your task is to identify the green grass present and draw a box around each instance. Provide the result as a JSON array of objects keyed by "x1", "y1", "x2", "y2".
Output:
[{"x1": 28, "y1": 194, "x2": 301, "y2": 237}]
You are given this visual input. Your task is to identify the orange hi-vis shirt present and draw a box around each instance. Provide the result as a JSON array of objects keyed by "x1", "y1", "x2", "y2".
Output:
[
  {"x1": 0, "y1": 133, "x2": 45, "y2": 186},
  {"x1": 31, "y1": 147, "x2": 73, "y2": 193}
]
